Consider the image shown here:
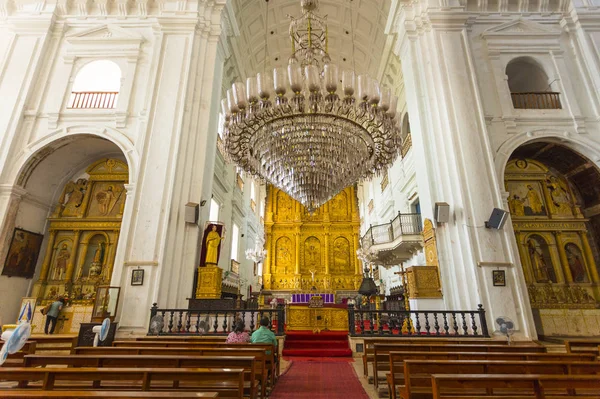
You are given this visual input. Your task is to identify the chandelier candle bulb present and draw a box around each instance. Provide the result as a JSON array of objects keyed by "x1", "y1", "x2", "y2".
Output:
[
  {"x1": 221, "y1": 99, "x2": 230, "y2": 116},
  {"x1": 288, "y1": 64, "x2": 303, "y2": 94},
  {"x1": 370, "y1": 78, "x2": 381, "y2": 105},
  {"x1": 257, "y1": 73, "x2": 272, "y2": 100},
  {"x1": 246, "y1": 77, "x2": 258, "y2": 103},
  {"x1": 342, "y1": 70, "x2": 355, "y2": 97},
  {"x1": 233, "y1": 82, "x2": 247, "y2": 109},
  {"x1": 305, "y1": 65, "x2": 321, "y2": 93},
  {"x1": 227, "y1": 89, "x2": 239, "y2": 113},
  {"x1": 357, "y1": 74, "x2": 370, "y2": 101},
  {"x1": 388, "y1": 95, "x2": 398, "y2": 118},
  {"x1": 324, "y1": 64, "x2": 338, "y2": 93},
  {"x1": 380, "y1": 87, "x2": 391, "y2": 111},
  {"x1": 274, "y1": 67, "x2": 287, "y2": 96}
]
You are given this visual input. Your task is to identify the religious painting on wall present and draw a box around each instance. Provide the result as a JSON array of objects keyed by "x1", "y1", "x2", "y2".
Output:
[
  {"x1": 546, "y1": 175, "x2": 574, "y2": 216},
  {"x1": 17, "y1": 297, "x2": 37, "y2": 323},
  {"x1": 332, "y1": 237, "x2": 350, "y2": 274},
  {"x1": 49, "y1": 237, "x2": 73, "y2": 281},
  {"x1": 304, "y1": 236, "x2": 322, "y2": 273},
  {"x1": 2, "y1": 228, "x2": 44, "y2": 278},
  {"x1": 565, "y1": 243, "x2": 588, "y2": 283},
  {"x1": 527, "y1": 235, "x2": 556, "y2": 283},
  {"x1": 199, "y1": 222, "x2": 225, "y2": 267},
  {"x1": 277, "y1": 191, "x2": 293, "y2": 222},
  {"x1": 275, "y1": 236, "x2": 293, "y2": 274},
  {"x1": 506, "y1": 181, "x2": 547, "y2": 217},
  {"x1": 87, "y1": 182, "x2": 126, "y2": 218}
]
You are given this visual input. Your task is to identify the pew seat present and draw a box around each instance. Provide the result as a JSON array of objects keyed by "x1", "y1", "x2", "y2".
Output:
[{"x1": 0, "y1": 391, "x2": 218, "y2": 398}]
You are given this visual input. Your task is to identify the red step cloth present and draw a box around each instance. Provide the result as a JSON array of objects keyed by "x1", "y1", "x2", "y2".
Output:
[
  {"x1": 282, "y1": 330, "x2": 352, "y2": 357},
  {"x1": 270, "y1": 359, "x2": 369, "y2": 399}
]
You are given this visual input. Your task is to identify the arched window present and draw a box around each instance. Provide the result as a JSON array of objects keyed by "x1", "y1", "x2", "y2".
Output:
[
  {"x1": 401, "y1": 113, "x2": 412, "y2": 157},
  {"x1": 506, "y1": 57, "x2": 561, "y2": 109},
  {"x1": 68, "y1": 60, "x2": 121, "y2": 109}
]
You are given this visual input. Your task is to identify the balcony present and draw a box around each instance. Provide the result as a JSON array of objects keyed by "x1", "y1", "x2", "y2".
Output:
[
  {"x1": 511, "y1": 92, "x2": 561, "y2": 109},
  {"x1": 361, "y1": 212, "x2": 423, "y2": 266},
  {"x1": 67, "y1": 91, "x2": 118, "y2": 109},
  {"x1": 401, "y1": 132, "x2": 412, "y2": 158}
]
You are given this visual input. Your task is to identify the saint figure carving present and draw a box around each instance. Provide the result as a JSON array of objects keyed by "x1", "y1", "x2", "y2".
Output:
[
  {"x1": 528, "y1": 238, "x2": 552, "y2": 283},
  {"x1": 96, "y1": 185, "x2": 116, "y2": 216},
  {"x1": 53, "y1": 243, "x2": 70, "y2": 280},
  {"x1": 526, "y1": 185, "x2": 544, "y2": 215},
  {"x1": 205, "y1": 225, "x2": 221, "y2": 265},
  {"x1": 89, "y1": 242, "x2": 105, "y2": 278},
  {"x1": 508, "y1": 195, "x2": 525, "y2": 216},
  {"x1": 565, "y1": 244, "x2": 587, "y2": 283}
]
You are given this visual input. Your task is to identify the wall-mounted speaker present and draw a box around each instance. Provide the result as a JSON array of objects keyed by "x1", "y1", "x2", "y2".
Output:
[
  {"x1": 434, "y1": 202, "x2": 450, "y2": 223},
  {"x1": 485, "y1": 208, "x2": 509, "y2": 229},
  {"x1": 185, "y1": 202, "x2": 199, "y2": 224}
]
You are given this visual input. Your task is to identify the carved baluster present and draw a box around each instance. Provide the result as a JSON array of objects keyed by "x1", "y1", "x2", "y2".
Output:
[
  {"x1": 442, "y1": 313, "x2": 449, "y2": 335},
  {"x1": 369, "y1": 311, "x2": 374, "y2": 335},
  {"x1": 415, "y1": 312, "x2": 421, "y2": 335},
  {"x1": 470, "y1": 311, "x2": 478, "y2": 336},
  {"x1": 195, "y1": 311, "x2": 201, "y2": 333},
  {"x1": 378, "y1": 312, "x2": 384, "y2": 335},
  {"x1": 452, "y1": 313, "x2": 459, "y2": 335},
  {"x1": 213, "y1": 313, "x2": 219, "y2": 333},
  {"x1": 167, "y1": 311, "x2": 174, "y2": 333},
  {"x1": 461, "y1": 313, "x2": 468, "y2": 335},
  {"x1": 433, "y1": 312, "x2": 440, "y2": 336},
  {"x1": 424, "y1": 312, "x2": 430, "y2": 335},
  {"x1": 185, "y1": 311, "x2": 191, "y2": 333},
  {"x1": 177, "y1": 311, "x2": 183, "y2": 332},
  {"x1": 356, "y1": 311, "x2": 363, "y2": 334},
  {"x1": 240, "y1": 311, "x2": 246, "y2": 333},
  {"x1": 250, "y1": 312, "x2": 256, "y2": 331},
  {"x1": 222, "y1": 312, "x2": 228, "y2": 333}
]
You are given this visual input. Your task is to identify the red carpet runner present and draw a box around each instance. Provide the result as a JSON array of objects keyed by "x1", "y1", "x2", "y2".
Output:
[
  {"x1": 282, "y1": 331, "x2": 352, "y2": 357},
  {"x1": 270, "y1": 359, "x2": 370, "y2": 399}
]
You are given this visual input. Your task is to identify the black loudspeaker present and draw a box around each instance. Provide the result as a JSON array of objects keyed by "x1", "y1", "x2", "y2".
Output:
[{"x1": 485, "y1": 208, "x2": 509, "y2": 229}]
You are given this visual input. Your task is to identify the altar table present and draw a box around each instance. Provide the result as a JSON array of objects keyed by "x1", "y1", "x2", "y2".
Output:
[{"x1": 287, "y1": 304, "x2": 349, "y2": 332}]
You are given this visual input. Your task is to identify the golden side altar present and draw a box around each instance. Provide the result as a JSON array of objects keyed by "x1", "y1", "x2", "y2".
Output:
[{"x1": 287, "y1": 303, "x2": 349, "y2": 332}]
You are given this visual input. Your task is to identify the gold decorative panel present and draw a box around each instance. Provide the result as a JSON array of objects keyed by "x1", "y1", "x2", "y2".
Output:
[
  {"x1": 32, "y1": 159, "x2": 128, "y2": 307},
  {"x1": 287, "y1": 305, "x2": 349, "y2": 331},
  {"x1": 263, "y1": 186, "x2": 362, "y2": 291},
  {"x1": 406, "y1": 266, "x2": 442, "y2": 299},
  {"x1": 505, "y1": 158, "x2": 600, "y2": 309}
]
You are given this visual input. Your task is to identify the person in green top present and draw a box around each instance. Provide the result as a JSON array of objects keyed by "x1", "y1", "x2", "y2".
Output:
[
  {"x1": 44, "y1": 297, "x2": 65, "y2": 334},
  {"x1": 251, "y1": 316, "x2": 278, "y2": 357}
]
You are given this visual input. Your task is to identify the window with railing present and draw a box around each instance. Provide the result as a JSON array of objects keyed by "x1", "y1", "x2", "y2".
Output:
[
  {"x1": 68, "y1": 60, "x2": 121, "y2": 109},
  {"x1": 401, "y1": 113, "x2": 412, "y2": 157},
  {"x1": 506, "y1": 57, "x2": 561, "y2": 110}
]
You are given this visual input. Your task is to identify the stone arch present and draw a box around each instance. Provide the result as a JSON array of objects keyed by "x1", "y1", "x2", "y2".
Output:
[{"x1": 505, "y1": 56, "x2": 552, "y2": 93}]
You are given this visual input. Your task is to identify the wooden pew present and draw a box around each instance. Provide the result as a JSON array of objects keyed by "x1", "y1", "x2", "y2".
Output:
[
  {"x1": 565, "y1": 339, "x2": 600, "y2": 356},
  {"x1": 2, "y1": 341, "x2": 37, "y2": 367},
  {"x1": 74, "y1": 346, "x2": 271, "y2": 396},
  {"x1": 135, "y1": 336, "x2": 228, "y2": 342},
  {"x1": 431, "y1": 374, "x2": 600, "y2": 399},
  {"x1": 0, "y1": 367, "x2": 245, "y2": 398},
  {"x1": 24, "y1": 354, "x2": 260, "y2": 399},
  {"x1": 0, "y1": 392, "x2": 219, "y2": 398},
  {"x1": 29, "y1": 335, "x2": 78, "y2": 353},
  {"x1": 360, "y1": 337, "x2": 524, "y2": 378},
  {"x1": 396, "y1": 359, "x2": 600, "y2": 399},
  {"x1": 111, "y1": 341, "x2": 279, "y2": 384},
  {"x1": 372, "y1": 343, "x2": 545, "y2": 389},
  {"x1": 386, "y1": 351, "x2": 598, "y2": 399}
]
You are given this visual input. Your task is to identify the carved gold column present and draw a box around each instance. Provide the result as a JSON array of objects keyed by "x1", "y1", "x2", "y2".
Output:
[
  {"x1": 579, "y1": 231, "x2": 600, "y2": 283},
  {"x1": 106, "y1": 230, "x2": 120, "y2": 281},
  {"x1": 353, "y1": 230, "x2": 361, "y2": 275},
  {"x1": 294, "y1": 228, "x2": 301, "y2": 275},
  {"x1": 324, "y1": 226, "x2": 330, "y2": 275},
  {"x1": 515, "y1": 232, "x2": 534, "y2": 284},
  {"x1": 554, "y1": 232, "x2": 573, "y2": 283},
  {"x1": 547, "y1": 238, "x2": 566, "y2": 283},
  {"x1": 39, "y1": 230, "x2": 57, "y2": 281},
  {"x1": 64, "y1": 230, "x2": 81, "y2": 282}
]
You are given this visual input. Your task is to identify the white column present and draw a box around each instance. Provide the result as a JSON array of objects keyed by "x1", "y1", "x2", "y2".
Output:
[{"x1": 397, "y1": 12, "x2": 536, "y2": 339}]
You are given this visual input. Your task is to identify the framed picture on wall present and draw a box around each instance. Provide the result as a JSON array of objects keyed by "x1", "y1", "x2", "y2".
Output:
[
  {"x1": 493, "y1": 270, "x2": 506, "y2": 287},
  {"x1": 17, "y1": 297, "x2": 37, "y2": 324},
  {"x1": 131, "y1": 269, "x2": 144, "y2": 286},
  {"x1": 231, "y1": 260, "x2": 240, "y2": 275},
  {"x1": 2, "y1": 228, "x2": 44, "y2": 279}
]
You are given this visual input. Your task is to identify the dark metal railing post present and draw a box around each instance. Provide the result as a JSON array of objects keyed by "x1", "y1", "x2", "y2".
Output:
[
  {"x1": 478, "y1": 304, "x2": 489, "y2": 337},
  {"x1": 347, "y1": 304, "x2": 355, "y2": 335}
]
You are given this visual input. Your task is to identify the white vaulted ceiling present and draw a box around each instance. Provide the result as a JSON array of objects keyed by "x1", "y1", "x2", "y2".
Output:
[{"x1": 222, "y1": 0, "x2": 395, "y2": 91}]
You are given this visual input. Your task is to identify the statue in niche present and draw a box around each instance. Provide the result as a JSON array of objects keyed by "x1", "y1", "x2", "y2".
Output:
[
  {"x1": 58, "y1": 179, "x2": 88, "y2": 216},
  {"x1": 276, "y1": 237, "x2": 293, "y2": 274},
  {"x1": 305, "y1": 237, "x2": 321, "y2": 272},
  {"x1": 52, "y1": 243, "x2": 70, "y2": 280},
  {"x1": 96, "y1": 184, "x2": 118, "y2": 216},
  {"x1": 89, "y1": 242, "x2": 105, "y2": 278},
  {"x1": 332, "y1": 237, "x2": 350, "y2": 273},
  {"x1": 546, "y1": 176, "x2": 573, "y2": 216},
  {"x1": 205, "y1": 225, "x2": 222, "y2": 265},
  {"x1": 525, "y1": 184, "x2": 545, "y2": 215},
  {"x1": 527, "y1": 237, "x2": 555, "y2": 283},
  {"x1": 565, "y1": 243, "x2": 587, "y2": 283}
]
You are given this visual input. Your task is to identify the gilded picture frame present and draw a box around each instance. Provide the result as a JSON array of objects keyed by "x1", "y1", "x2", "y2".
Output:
[{"x1": 231, "y1": 259, "x2": 240, "y2": 275}]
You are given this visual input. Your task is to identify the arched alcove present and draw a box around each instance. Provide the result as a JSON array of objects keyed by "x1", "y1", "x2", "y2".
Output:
[
  {"x1": 68, "y1": 60, "x2": 122, "y2": 109},
  {"x1": 401, "y1": 113, "x2": 412, "y2": 157},
  {"x1": 505, "y1": 57, "x2": 561, "y2": 109}
]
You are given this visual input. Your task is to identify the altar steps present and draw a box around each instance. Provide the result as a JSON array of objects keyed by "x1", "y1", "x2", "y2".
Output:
[{"x1": 282, "y1": 331, "x2": 353, "y2": 357}]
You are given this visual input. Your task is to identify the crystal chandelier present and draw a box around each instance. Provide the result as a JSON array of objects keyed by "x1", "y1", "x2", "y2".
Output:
[{"x1": 221, "y1": 0, "x2": 401, "y2": 212}]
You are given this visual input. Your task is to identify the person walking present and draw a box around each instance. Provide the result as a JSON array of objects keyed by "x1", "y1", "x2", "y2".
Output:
[
  {"x1": 44, "y1": 297, "x2": 65, "y2": 334},
  {"x1": 226, "y1": 319, "x2": 250, "y2": 343}
]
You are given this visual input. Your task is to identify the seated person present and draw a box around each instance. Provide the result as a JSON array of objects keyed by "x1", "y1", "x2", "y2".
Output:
[
  {"x1": 226, "y1": 319, "x2": 250, "y2": 344},
  {"x1": 251, "y1": 316, "x2": 278, "y2": 357}
]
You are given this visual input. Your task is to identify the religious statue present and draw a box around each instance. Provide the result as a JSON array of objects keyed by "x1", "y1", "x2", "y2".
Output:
[
  {"x1": 565, "y1": 244, "x2": 587, "y2": 283},
  {"x1": 528, "y1": 239, "x2": 552, "y2": 283},
  {"x1": 96, "y1": 185, "x2": 117, "y2": 216},
  {"x1": 276, "y1": 237, "x2": 292, "y2": 274},
  {"x1": 59, "y1": 179, "x2": 88, "y2": 216},
  {"x1": 526, "y1": 185, "x2": 545, "y2": 215},
  {"x1": 89, "y1": 242, "x2": 105, "y2": 278},
  {"x1": 52, "y1": 243, "x2": 70, "y2": 280},
  {"x1": 546, "y1": 176, "x2": 573, "y2": 215},
  {"x1": 333, "y1": 238, "x2": 350, "y2": 272},
  {"x1": 508, "y1": 195, "x2": 525, "y2": 217},
  {"x1": 323, "y1": 275, "x2": 331, "y2": 291},
  {"x1": 205, "y1": 225, "x2": 221, "y2": 265}
]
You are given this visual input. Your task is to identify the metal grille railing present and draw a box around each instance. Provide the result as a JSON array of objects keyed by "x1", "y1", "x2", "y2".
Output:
[
  {"x1": 361, "y1": 212, "x2": 422, "y2": 250},
  {"x1": 348, "y1": 304, "x2": 489, "y2": 337},
  {"x1": 511, "y1": 92, "x2": 561, "y2": 109},
  {"x1": 67, "y1": 91, "x2": 119, "y2": 109}
]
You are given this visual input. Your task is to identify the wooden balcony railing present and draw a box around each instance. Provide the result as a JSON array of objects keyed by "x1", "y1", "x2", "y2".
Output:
[
  {"x1": 68, "y1": 91, "x2": 118, "y2": 109},
  {"x1": 511, "y1": 92, "x2": 562, "y2": 109}
]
